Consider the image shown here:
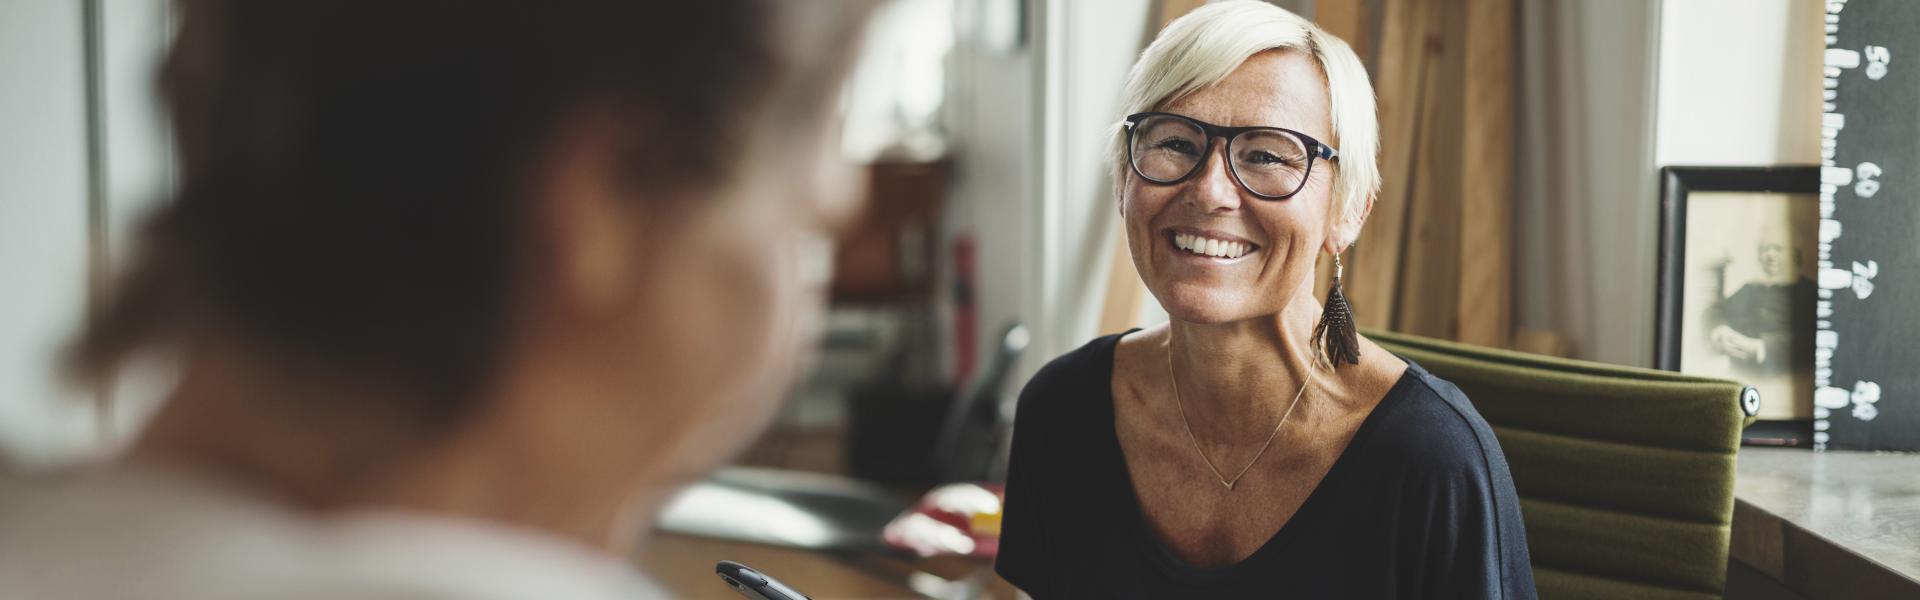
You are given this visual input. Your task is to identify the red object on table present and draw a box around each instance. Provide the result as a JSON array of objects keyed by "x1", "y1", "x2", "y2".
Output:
[{"x1": 882, "y1": 482, "x2": 1004, "y2": 559}]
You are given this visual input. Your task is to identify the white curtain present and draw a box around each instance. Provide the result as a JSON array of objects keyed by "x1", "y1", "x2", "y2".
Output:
[{"x1": 1512, "y1": 0, "x2": 1662, "y2": 366}]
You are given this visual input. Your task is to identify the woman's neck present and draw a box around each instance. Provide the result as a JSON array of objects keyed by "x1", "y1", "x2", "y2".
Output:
[{"x1": 1164, "y1": 290, "x2": 1327, "y2": 442}]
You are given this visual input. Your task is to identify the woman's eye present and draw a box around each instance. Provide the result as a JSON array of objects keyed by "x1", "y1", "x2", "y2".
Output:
[
  {"x1": 1154, "y1": 138, "x2": 1200, "y2": 155},
  {"x1": 1244, "y1": 151, "x2": 1293, "y2": 166}
]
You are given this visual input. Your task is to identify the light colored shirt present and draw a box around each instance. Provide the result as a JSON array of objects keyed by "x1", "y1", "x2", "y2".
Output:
[{"x1": 0, "y1": 463, "x2": 668, "y2": 600}]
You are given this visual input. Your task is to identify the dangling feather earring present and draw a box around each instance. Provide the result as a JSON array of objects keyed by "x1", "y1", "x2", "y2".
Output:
[{"x1": 1313, "y1": 252, "x2": 1362, "y2": 367}]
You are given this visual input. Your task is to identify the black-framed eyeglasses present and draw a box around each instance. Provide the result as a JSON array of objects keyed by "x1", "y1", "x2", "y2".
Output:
[{"x1": 1122, "y1": 112, "x2": 1338, "y2": 200}]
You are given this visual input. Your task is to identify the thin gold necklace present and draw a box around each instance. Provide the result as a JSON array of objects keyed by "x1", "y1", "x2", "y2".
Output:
[{"x1": 1166, "y1": 340, "x2": 1319, "y2": 491}]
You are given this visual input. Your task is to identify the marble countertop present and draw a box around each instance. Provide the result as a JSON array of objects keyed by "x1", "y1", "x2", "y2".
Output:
[{"x1": 1735, "y1": 447, "x2": 1920, "y2": 588}]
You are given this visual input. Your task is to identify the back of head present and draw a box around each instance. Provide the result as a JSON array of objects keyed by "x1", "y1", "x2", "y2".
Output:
[{"x1": 71, "y1": 0, "x2": 868, "y2": 424}]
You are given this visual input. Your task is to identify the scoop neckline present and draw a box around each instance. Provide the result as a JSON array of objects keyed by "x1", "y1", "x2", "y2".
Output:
[{"x1": 1096, "y1": 328, "x2": 1419, "y2": 586}]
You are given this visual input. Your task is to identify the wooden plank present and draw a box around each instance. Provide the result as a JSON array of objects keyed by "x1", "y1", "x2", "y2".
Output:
[
  {"x1": 1097, "y1": 223, "x2": 1147, "y2": 334},
  {"x1": 1392, "y1": 0, "x2": 1466, "y2": 339},
  {"x1": 1456, "y1": 0, "x2": 1515, "y2": 348},
  {"x1": 1346, "y1": 0, "x2": 1434, "y2": 330},
  {"x1": 1157, "y1": 0, "x2": 1207, "y2": 30},
  {"x1": 1315, "y1": 0, "x2": 1369, "y2": 305},
  {"x1": 1314, "y1": 0, "x2": 1371, "y2": 61},
  {"x1": 1511, "y1": 328, "x2": 1571, "y2": 358}
]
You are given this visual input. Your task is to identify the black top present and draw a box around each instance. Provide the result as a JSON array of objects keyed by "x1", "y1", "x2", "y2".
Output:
[{"x1": 994, "y1": 332, "x2": 1537, "y2": 599}]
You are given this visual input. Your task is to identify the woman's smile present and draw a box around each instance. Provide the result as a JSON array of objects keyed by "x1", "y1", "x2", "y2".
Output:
[{"x1": 1164, "y1": 227, "x2": 1262, "y2": 265}]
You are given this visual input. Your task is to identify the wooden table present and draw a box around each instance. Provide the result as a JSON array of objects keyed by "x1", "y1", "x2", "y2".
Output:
[
  {"x1": 1730, "y1": 447, "x2": 1920, "y2": 599},
  {"x1": 641, "y1": 533, "x2": 1018, "y2": 600}
]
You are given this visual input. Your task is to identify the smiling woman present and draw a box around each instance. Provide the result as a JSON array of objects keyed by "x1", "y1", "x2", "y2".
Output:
[{"x1": 994, "y1": 2, "x2": 1537, "y2": 598}]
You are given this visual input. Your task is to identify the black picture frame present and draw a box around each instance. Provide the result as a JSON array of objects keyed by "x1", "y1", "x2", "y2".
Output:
[{"x1": 1656, "y1": 166, "x2": 1819, "y2": 445}]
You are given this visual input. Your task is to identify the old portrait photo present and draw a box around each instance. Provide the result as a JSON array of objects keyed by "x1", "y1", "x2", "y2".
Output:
[{"x1": 1677, "y1": 190, "x2": 1818, "y2": 420}]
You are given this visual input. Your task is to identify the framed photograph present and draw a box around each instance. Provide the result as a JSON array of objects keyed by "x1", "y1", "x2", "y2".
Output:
[{"x1": 1656, "y1": 166, "x2": 1819, "y2": 444}]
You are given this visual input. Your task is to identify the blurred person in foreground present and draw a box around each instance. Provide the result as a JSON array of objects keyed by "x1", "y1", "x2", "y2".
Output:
[
  {"x1": 994, "y1": 2, "x2": 1535, "y2": 597},
  {"x1": 0, "y1": 1, "x2": 872, "y2": 598}
]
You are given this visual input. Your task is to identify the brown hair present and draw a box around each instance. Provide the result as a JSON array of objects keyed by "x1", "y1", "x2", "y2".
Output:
[{"x1": 72, "y1": 0, "x2": 870, "y2": 422}]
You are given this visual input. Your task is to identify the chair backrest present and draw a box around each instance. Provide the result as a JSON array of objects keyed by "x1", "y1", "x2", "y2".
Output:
[
  {"x1": 1367, "y1": 328, "x2": 1757, "y2": 600},
  {"x1": 934, "y1": 322, "x2": 1029, "y2": 482}
]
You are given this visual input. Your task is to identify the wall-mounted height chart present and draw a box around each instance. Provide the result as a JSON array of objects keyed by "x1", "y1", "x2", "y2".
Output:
[{"x1": 1817, "y1": 0, "x2": 1918, "y2": 451}]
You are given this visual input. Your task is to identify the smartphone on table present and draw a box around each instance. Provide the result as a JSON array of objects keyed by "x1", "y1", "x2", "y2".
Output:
[{"x1": 715, "y1": 560, "x2": 811, "y2": 600}]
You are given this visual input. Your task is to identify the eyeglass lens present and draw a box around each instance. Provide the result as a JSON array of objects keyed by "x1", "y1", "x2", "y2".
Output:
[{"x1": 1129, "y1": 114, "x2": 1312, "y2": 198}]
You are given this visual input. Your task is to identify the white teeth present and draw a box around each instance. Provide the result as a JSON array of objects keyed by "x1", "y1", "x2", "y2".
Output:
[{"x1": 1173, "y1": 233, "x2": 1253, "y2": 259}]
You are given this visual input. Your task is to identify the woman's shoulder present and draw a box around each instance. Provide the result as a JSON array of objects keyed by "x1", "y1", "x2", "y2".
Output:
[
  {"x1": 1016, "y1": 332, "x2": 1122, "y2": 403},
  {"x1": 1365, "y1": 359, "x2": 1512, "y2": 481},
  {"x1": 1025, "y1": 331, "x2": 1127, "y2": 389},
  {"x1": 1010, "y1": 330, "x2": 1133, "y2": 428}
]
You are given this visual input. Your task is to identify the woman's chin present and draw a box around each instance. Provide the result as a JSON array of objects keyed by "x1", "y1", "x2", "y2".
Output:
[{"x1": 1155, "y1": 293, "x2": 1267, "y2": 325}]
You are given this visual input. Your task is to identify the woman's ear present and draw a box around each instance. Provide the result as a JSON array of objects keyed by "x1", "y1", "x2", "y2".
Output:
[
  {"x1": 535, "y1": 114, "x2": 647, "y2": 321},
  {"x1": 1322, "y1": 193, "x2": 1376, "y2": 255}
]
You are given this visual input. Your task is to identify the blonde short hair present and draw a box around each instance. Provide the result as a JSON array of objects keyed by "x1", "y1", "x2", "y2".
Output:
[{"x1": 1112, "y1": 0, "x2": 1379, "y2": 234}]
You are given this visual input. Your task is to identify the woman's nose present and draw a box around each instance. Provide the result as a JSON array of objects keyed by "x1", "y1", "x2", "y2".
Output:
[{"x1": 1188, "y1": 140, "x2": 1242, "y2": 213}]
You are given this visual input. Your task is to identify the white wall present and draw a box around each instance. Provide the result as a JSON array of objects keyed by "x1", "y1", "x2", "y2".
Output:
[
  {"x1": 940, "y1": 0, "x2": 1041, "y2": 383},
  {"x1": 939, "y1": 0, "x2": 1153, "y2": 385},
  {"x1": 1024, "y1": 0, "x2": 1152, "y2": 374},
  {"x1": 101, "y1": 1, "x2": 175, "y2": 252},
  {"x1": 1655, "y1": 0, "x2": 1824, "y2": 167},
  {"x1": 1513, "y1": 0, "x2": 1664, "y2": 367},
  {"x1": 0, "y1": 0, "x2": 172, "y2": 469},
  {"x1": 0, "y1": 0, "x2": 98, "y2": 470}
]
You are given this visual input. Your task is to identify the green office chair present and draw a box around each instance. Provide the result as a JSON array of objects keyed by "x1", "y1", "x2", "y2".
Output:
[{"x1": 1367, "y1": 329, "x2": 1759, "y2": 600}]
